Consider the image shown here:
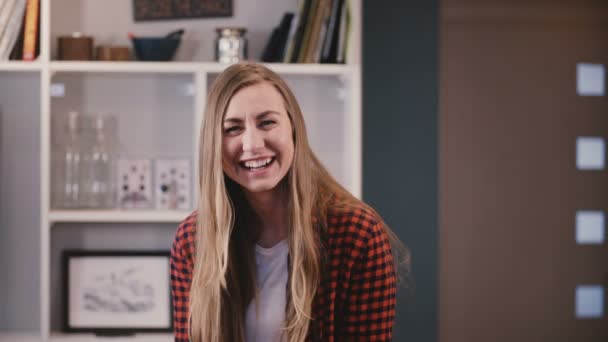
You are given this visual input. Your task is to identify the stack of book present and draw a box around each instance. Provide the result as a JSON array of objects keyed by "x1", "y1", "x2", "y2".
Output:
[
  {"x1": 0, "y1": 0, "x2": 40, "y2": 61},
  {"x1": 261, "y1": 0, "x2": 350, "y2": 64}
]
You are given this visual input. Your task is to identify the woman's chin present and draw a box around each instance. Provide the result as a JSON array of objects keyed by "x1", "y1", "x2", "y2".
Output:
[{"x1": 241, "y1": 181, "x2": 280, "y2": 194}]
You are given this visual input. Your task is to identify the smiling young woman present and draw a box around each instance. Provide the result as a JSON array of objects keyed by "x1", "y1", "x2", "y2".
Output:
[{"x1": 170, "y1": 62, "x2": 409, "y2": 342}]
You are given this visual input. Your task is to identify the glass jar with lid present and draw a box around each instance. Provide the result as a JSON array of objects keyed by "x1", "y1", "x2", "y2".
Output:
[{"x1": 215, "y1": 27, "x2": 248, "y2": 64}]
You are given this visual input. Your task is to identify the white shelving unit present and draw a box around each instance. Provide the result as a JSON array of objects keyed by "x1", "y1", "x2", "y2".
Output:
[
  {"x1": 0, "y1": 0, "x2": 361, "y2": 341},
  {"x1": 48, "y1": 210, "x2": 192, "y2": 224},
  {"x1": 0, "y1": 61, "x2": 43, "y2": 71}
]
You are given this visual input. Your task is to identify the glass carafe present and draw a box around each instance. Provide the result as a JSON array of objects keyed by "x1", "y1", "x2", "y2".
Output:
[
  {"x1": 52, "y1": 111, "x2": 85, "y2": 208},
  {"x1": 82, "y1": 113, "x2": 118, "y2": 208}
]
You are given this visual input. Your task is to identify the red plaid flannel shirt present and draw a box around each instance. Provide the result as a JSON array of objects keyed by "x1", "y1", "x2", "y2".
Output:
[{"x1": 170, "y1": 204, "x2": 397, "y2": 341}]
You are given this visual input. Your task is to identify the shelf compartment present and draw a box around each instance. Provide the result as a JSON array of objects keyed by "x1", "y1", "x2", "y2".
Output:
[
  {"x1": 49, "y1": 210, "x2": 191, "y2": 223},
  {"x1": 49, "y1": 223, "x2": 178, "y2": 333},
  {"x1": 50, "y1": 72, "x2": 195, "y2": 158}
]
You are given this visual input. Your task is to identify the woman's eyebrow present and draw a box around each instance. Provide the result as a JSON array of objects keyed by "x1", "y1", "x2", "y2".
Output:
[{"x1": 223, "y1": 110, "x2": 280, "y2": 123}]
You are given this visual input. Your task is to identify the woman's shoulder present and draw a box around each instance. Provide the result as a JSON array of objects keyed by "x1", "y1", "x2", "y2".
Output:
[
  {"x1": 177, "y1": 210, "x2": 198, "y2": 234},
  {"x1": 324, "y1": 199, "x2": 386, "y2": 241},
  {"x1": 172, "y1": 211, "x2": 198, "y2": 255}
]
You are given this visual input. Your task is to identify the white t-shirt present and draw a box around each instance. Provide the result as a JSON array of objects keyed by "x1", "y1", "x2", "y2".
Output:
[{"x1": 245, "y1": 239, "x2": 289, "y2": 342}]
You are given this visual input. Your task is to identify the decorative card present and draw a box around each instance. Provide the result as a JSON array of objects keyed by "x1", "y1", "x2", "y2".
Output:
[
  {"x1": 154, "y1": 158, "x2": 191, "y2": 210},
  {"x1": 117, "y1": 159, "x2": 153, "y2": 209}
]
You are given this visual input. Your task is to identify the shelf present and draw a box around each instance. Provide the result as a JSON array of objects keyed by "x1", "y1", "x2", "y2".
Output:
[
  {"x1": 48, "y1": 61, "x2": 356, "y2": 76},
  {"x1": 205, "y1": 62, "x2": 357, "y2": 76},
  {"x1": 49, "y1": 61, "x2": 200, "y2": 74},
  {"x1": 0, "y1": 61, "x2": 42, "y2": 72},
  {"x1": 48, "y1": 210, "x2": 192, "y2": 223},
  {"x1": 49, "y1": 333, "x2": 172, "y2": 342}
]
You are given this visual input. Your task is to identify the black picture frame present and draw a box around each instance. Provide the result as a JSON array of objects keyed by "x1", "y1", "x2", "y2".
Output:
[
  {"x1": 133, "y1": 0, "x2": 233, "y2": 21},
  {"x1": 62, "y1": 250, "x2": 173, "y2": 334}
]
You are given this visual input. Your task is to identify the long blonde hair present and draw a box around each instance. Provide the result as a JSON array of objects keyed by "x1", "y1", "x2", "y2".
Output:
[{"x1": 189, "y1": 62, "x2": 409, "y2": 342}]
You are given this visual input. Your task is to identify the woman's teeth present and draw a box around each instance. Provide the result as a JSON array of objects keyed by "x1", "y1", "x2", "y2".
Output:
[{"x1": 243, "y1": 157, "x2": 273, "y2": 170}]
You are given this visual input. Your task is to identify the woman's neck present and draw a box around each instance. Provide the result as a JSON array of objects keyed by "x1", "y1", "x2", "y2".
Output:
[{"x1": 245, "y1": 185, "x2": 288, "y2": 248}]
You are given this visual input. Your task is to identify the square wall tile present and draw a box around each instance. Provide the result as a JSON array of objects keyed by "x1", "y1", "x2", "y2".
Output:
[
  {"x1": 576, "y1": 211, "x2": 605, "y2": 244},
  {"x1": 576, "y1": 285, "x2": 604, "y2": 318},
  {"x1": 576, "y1": 137, "x2": 605, "y2": 170},
  {"x1": 577, "y1": 63, "x2": 605, "y2": 96}
]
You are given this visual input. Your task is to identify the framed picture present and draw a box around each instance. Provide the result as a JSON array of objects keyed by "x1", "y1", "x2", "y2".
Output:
[
  {"x1": 62, "y1": 250, "x2": 172, "y2": 334},
  {"x1": 133, "y1": 0, "x2": 233, "y2": 21}
]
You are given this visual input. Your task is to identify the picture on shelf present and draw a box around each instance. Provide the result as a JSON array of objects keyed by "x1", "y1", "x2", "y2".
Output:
[
  {"x1": 133, "y1": 0, "x2": 233, "y2": 21},
  {"x1": 154, "y1": 158, "x2": 191, "y2": 210},
  {"x1": 117, "y1": 158, "x2": 153, "y2": 209},
  {"x1": 63, "y1": 250, "x2": 172, "y2": 333}
]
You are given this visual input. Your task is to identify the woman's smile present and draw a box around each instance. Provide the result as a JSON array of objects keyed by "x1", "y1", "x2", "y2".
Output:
[{"x1": 240, "y1": 156, "x2": 275, "y2": 171}]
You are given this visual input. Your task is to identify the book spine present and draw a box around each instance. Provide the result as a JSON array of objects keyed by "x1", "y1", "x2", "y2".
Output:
[
  {"x1": 297, "y1": 0, "x2": 319, "y2": 63},
  {"x1": 336, "y1": 0, "x2": 348, "y2": 64},
  {"x1": 290, "y1": 0, "x2": 312, "y2": 63},
  {"x1": 275, "y1": 13, "x2": 294, "y2": 61},
  {"x1": 321, "y1": 0, "x2": 343, "y2": 63},
  {"x1": 283, "y1": 0, "x2": 304, "y2": 63},
  {"x1": 21, "y1": 0, "x2": 38, "y2": 61},
  {"x1": 305, "y1": 0, "x2": 328, "y2": 63},
  {"x1": 314, "y1": 0, "x2": 333, "y2": 63}
]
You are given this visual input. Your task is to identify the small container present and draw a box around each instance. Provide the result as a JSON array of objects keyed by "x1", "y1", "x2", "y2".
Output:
[
  {"x1": 215, "y1": 27, "x2": 247, "y2": 64},
  {"x1": 58, "y1": 32, "x2": 94, "y2": 60},
  {"x1": 130, "y1": 29, "x2": 184, "y2": 61},
  {"x1": 111, "y1": 46, "x2": 130, "y2": 61},
  {"x1": 95, "y1": 46, "x2": 113, "y2": 61},
  {"x1": 96, "y1": 46, "x2": 131, "y2": 61}
]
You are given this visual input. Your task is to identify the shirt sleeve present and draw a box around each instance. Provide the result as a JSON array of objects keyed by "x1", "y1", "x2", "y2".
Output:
[
  {"x1": 170, "y1": 217, "x2": 195, "y2": 342},
  {"x1": 342, "y1": 220, "x2": 397, "y2": 341}
]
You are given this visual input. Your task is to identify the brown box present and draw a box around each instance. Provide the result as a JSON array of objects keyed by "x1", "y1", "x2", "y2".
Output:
[
  {"x1": 95, "y1": 46, "x2": 113, "y2": 61},
  {"x1": 96, "y1": 46, "x2": 131, "y2": 61},
  {"x1": 58, "y1": 36, "x2": 94, "y2": 60},
  {"x1": 110, "y1": 46, "x2": 130, "y2": 61}
]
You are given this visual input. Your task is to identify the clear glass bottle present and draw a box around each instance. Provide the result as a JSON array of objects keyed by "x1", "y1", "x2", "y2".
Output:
[
  {"x1": 53, "y1": 111, "x2": 84, "y2": 208},
  {"x1": 82, "y1": 113, "x2": 118, "y2": 208}
]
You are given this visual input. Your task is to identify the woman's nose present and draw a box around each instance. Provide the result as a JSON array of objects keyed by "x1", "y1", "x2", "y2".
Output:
[{"x1": 242, "y1": 128, "x2": 264, "y2": 152}]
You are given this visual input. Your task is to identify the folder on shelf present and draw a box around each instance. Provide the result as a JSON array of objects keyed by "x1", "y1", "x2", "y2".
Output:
[
  {"x1": 8, "y1": 11, "x2": 25, "y2": 60},
  {"x1": 0, "y1": 0, "x2": 26, "y2": 60},
  {"x1": 261, "y1": 12, "x2": 294, "y2": 63},
  {"x1": 0, "y1": 0, "x2": 19, "y2": 52}
]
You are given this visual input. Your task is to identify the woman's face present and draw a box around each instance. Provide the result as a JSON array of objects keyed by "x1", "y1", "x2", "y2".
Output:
[{"x1": 221, "y1": 82, "x2": 295, "y2": 195}]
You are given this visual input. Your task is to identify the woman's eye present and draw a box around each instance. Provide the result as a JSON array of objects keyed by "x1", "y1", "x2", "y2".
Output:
[
  {"x1": 224, "y1": 126, "x2": 241, "y2": 134},
  {"x1": 260, "y1": 120, "x2": 276, "y2": 128}
]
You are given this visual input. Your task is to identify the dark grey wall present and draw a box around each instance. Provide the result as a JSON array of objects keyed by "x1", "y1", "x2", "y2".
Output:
[{"x1": 363, "y1": 1, "x2": 439, "y2": 342}]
